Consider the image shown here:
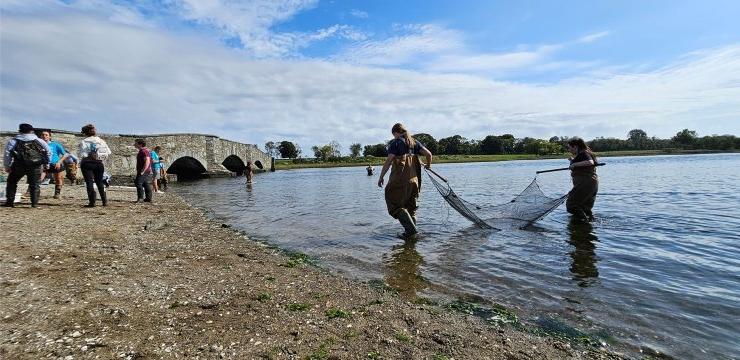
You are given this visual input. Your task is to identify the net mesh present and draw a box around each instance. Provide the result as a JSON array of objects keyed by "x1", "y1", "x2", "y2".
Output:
[{"x1": 425, "y1": 169, "x2": 567, "y2": 229}]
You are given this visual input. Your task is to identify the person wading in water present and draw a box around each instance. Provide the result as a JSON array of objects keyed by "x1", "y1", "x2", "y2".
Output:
[
  {"x1": 566, "y1": 137, "x2": 599, "y2": 222},
  {"x1": 377, "y1": 123, "x2": 433, "y2": 238}
]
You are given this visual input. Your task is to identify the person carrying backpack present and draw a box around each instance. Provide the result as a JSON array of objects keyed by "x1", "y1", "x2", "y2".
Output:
[
  {"x1": 3, "y1": 123, "x2": 51, "y2": 208},
  {"x1": 79, "y1": 124, "x2": 112, "y2": 207}
]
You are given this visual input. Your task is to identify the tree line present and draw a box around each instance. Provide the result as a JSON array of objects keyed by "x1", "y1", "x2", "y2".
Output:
[{"x1": 264, "y1": 129, "x2": 739, "y2": 160}]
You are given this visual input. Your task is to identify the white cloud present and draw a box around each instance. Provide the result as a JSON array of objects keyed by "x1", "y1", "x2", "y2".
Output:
[
  {"x1": 1, "y1": 9, "x2": 738, "y2": 152},
  {"x1": 333, "y1": 24, "x2": 465, "y2": 66},
  {"x1": 577, "y1": 31, "x2": 610, "y2": 44},
  {"x1": 349, "y1": 9, "x2": 368, "y2": 19}
]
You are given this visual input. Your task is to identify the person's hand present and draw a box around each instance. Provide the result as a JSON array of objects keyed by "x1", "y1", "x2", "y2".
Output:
[
  {"x1": 425, "y1": 163, "x2": 431, "y2": 170},
  {"x1": 54, "y1": 163, "x2": 61, "y2": 170},
  {"x1": 377, "y1": 177, "x2": 384, "y2": 188}
]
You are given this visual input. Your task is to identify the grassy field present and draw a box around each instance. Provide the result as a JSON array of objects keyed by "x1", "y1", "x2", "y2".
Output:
[{"x1": 274, "y1": 149, "x2": 736, "y2": 170}]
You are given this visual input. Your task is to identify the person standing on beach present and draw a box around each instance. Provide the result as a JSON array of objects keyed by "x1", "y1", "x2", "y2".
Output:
[
  {"x1": 244, "y1": 161, "x2": 253, "y2": 184},
  {"x1": 377, "y1": 123, "x2": 433, "y2": 238},
  {"x1": 134, "y1": 139, "x2": 154, "y2": 203},
  {"x1": 40, "y1": 130, "x2": 70, "y2": 199},
  {"x1": 151, "y1": 146, "x2": 163, "y2": 193},
  {"x1": 79, "y1": 124, "x2": 112, "y2": 207},
  {"x1": 566, "y1": 137, "x2": 599, "y2": 222},
  {"x1": 3, "y1": 123, "x2": 51, "y2": 208}
]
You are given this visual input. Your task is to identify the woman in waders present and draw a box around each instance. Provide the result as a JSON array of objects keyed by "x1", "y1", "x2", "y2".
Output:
[
  {"x1": 566, "y1": 138, "x2": 598, "y2": 222},
  {"x1": 378, "y1": 123, "x2": 433, "y2": 238}
]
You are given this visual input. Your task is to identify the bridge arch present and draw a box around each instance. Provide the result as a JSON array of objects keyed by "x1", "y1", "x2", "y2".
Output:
[
  {"x1": 167, "y1": 156, "x2": 207, "y2": 180},
  {"x1": 222, "y1": 155, "x2": 246, "y2": 175}
]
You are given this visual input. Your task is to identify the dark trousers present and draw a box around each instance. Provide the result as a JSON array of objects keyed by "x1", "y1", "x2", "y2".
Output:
[
  {"x1": 135, "y1": 173, "x2": 153, "y2": 201},
  {"x1": 81, "y1": 160, "x2": 106, "y2": 205},
  {"x1": 567, "y1": 175, "x2": 599, "y2": 218},
  {"x1": 5, "y1": 164, "x2": 42, "y2": 206}
]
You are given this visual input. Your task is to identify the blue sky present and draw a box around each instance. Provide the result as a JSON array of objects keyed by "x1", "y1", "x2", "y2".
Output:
[{"x1": 1, "y1": 0, "x2": 739, "y2": 150}]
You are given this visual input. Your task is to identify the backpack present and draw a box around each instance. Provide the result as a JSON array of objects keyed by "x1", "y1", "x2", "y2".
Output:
[{"x1": 12, "y1": 140, "x2": 48, "y2": 167}]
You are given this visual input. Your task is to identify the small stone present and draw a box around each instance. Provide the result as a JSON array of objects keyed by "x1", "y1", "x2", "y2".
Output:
[{"x1": 71, "y1": 331, "x2": 82, "y2": 338}]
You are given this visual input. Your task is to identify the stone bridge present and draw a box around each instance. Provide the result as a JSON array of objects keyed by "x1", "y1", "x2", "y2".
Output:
[{"x1": 1, "y1": 128, "x2": 273, "y2": 181}]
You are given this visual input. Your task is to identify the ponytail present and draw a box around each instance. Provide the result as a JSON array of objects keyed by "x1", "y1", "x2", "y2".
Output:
[{"x1": 391, "y1": 123, "x2": 415, "y2": 149}]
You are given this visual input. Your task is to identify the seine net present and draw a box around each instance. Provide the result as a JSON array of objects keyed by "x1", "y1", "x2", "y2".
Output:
[{"x1": 425, "y1": 169, "x2": 567, "y2": 229}]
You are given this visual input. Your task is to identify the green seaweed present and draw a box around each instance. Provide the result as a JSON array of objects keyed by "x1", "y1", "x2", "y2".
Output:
[
  {"x1": 286, "y1": 303, "x2": 310, "y2": 311},
  {"x1": 394, "y1": 331, "x2": 411, "y2": 342},
  {"x1": 281, "y1": 252, "x2": 312, "y2": 268},
  {"x1": 325, "y1": 308, "x2": 350, "y2": 319}
]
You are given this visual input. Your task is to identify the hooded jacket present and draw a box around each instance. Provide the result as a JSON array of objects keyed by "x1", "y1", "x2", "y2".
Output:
[
  {"x1": 3, "y1": 133, "x2": 52, "y2": 171},
  {"x1": 78, "y1": 136, "x2": 112, "y2": 161}
]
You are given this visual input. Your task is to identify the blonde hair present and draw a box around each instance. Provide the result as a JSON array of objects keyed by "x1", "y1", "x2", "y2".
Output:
[{"x1": 391, "y1": 123, "x2": 415, "y2": 149}]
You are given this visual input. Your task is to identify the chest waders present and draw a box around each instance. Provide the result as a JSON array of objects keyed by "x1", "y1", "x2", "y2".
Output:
[{"x1": 384, "y1": 149, "x2": 422, "y2": 237}]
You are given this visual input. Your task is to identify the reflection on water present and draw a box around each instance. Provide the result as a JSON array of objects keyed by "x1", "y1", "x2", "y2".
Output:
[
  {"x1": 384, "y1": 239, "x2": 427, "y2": 300},
  {"x1": 567, "y1": 220, "x2": 599, "y2": 287},
  {"x1": 173, "y1": 154, "x2": 740, "y2": 359}
]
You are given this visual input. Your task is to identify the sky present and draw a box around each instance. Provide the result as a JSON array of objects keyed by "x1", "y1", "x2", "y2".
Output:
[{"x1": 1, "y1": 0, "x2": 739, "y2": 152}]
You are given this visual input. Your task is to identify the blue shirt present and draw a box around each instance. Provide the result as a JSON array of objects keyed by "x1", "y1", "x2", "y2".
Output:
[
  {"x1": 387, "y1": 138, "x2": 425, "y2": 156},
  {"x1": 48, "y1": 141, "x2": 67, "y2": 164},
  {"x1": 151, "y1": 151, "x2": 161, "y2": 171}
]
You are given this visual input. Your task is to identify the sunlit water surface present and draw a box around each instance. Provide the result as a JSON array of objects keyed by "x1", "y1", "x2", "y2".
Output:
[{"x1": 173, "y1": 154, "x2": 740, "y2": 359}]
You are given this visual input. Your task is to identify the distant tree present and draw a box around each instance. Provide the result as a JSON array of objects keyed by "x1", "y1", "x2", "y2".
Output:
[
  {"x1": 414, "y1": 133, "x2": 438, "y2": 154},
  {"x1": 278, "y1": 141, "x2": 300, "y2": 159},
  {"x1": 672, "y1": 129, "x2": 698, "y2": 148},
  {"x1": 312, "y1": 141, "x2": 341, "y2": 161},
  {"x1": 627, "y1": 129, "x2": 650, "y2": 149},
  {"x1": 349, "y1": 143, "x2": 362, "y2": 158},
  {"x1": 498, "y1": 134, "x2": 516, "y2": 153},
  {"x1": 697, "y1": 135, "x2": 738, "y2": 150},
  {"x1": 438, "y1": 135, "x2": 467, "y2": 155},
  {"x1": 481, "y1": 135, "x2": 505, "y2": 154},
  {"x1": 588, "y1": 137, "x2": 628, "y2": 152},
  {"x1": 264, "y1": 141, "x2": 278, "y2": 157},
  {"x1": 363, "y1": 143, "x2": 387, "y2": 157}
]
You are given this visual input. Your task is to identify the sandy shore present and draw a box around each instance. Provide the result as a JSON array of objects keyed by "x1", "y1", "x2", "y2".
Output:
[{"x1": 0, "y1": 185, "x2": 621, "y2": 359}]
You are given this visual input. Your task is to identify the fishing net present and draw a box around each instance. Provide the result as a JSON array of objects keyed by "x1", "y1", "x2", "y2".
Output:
[{"x1": 425, "y1": 169, "x2": 567, "y2": 229}]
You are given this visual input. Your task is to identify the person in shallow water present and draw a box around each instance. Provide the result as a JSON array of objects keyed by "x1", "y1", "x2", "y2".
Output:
[
  {"x1": 377, "y1": 123, "x2": 433, "y2": 238},
  {"x1": 566, "y1": 137, "x2": 599, "y2": 222}
]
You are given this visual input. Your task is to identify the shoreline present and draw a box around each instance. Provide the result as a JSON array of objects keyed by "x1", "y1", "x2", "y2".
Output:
[
  {"x1": 275, "y1": 149, "x2": 737, "y2": 170},
  {"x1": 0, "y1": 185, "x2": 621, "y2": 359}
]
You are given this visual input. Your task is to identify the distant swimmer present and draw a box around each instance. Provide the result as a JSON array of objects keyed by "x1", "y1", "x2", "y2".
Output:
[
  {"x1": 566, "y1": 137, "x2": 599, "y2": 222},
  {"x1": 377, "y1": 123, "x2": 433, "y2": 238},
  {"x1": 366, "y1": 164, "x2": 374, "y2": 176}
]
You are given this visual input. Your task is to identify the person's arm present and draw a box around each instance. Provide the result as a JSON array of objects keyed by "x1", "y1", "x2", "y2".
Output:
[
  {"x1": 4, "y1": 139, "x2": 16, "y2": 173},
  {"x1": 377, "y1": 154, "x2": 396, "y2": 187},
  {"x1": 38, "y1": 139, "x2": 52, "y2": 168},
  {"x1": 419, "y1": 146, "x2": 432, "y2": 169},
  {"x1": 569, "y1": 153, "x2": 595, "y2": 169},
  {"x1": 142, "y1": 155, "x2": 151, "y2": 176},
  {"x1": 56, "y1": 145, "x2": 69, "y2": 170}
]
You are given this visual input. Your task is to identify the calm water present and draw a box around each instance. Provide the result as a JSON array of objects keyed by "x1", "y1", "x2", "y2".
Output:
[{"x1": 173, "y1": 154, "x2": 740, "y2": 359}]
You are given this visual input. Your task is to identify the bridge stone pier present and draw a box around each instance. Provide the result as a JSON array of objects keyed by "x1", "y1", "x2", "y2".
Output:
[{"x1": 1, "y1": 128, "x2": 273, "y2": 182}]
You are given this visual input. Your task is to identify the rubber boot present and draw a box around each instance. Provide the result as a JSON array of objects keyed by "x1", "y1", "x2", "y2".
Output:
[
  {"x1": 584, "y1": 209, "x2": 594, "y2": 222},
  {"x1": 85, "y1": 189, "x2": 96, "y2": 207},
  {"x1": 53, "y1": 185, "x2": 62, "y2": 199},
  {"x1": 572, "y1": 209, "x2": 588, "y2": 223},
  {"x1": 100, "y1": 188, "x2": 108, "y2": 207},
  {"x1": 397, "y1": 209, "x2": 418, "y2": 238},
  {"x1": 30, "y1": 187, "x2": 40, "y2": 208}
]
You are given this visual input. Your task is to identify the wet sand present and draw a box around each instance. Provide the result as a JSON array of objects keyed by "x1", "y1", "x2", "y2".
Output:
[{"x1": 0, "y1": 185, "x2": 621, "y2": 359}]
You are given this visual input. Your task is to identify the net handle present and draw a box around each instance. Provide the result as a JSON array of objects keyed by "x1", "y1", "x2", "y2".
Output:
[
  {"x1": 536, "y1": 162, "x2": 605, "y2": 174},
  {"x1": 421, "y1": 162, "x2": 448, "y2": 183}
]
